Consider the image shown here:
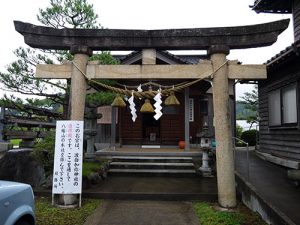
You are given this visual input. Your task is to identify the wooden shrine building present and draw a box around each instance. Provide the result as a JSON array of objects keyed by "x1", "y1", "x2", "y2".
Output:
[{"x1": 105, "y1": 50, "x2": 219, "y2": 146}]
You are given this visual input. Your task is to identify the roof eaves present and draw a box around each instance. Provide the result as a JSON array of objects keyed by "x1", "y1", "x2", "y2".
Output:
[
  {"x1": 158, "y1": 51, "x2": 188, "y2": 64},
  {"x1": 266, "y1": 40, "x2": 300, "y2": 68},
  {"x1": 251, "y1": 0, "x2": 292, "y2": 14}
]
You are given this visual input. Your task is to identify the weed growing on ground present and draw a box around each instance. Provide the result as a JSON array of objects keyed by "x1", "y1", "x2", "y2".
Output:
[
  {"x1": 35, "y1": 197, "x2": 100, "y2": 225},
  {"x1": 193, "y1": 202, "x2": 266, "y2": 225}
]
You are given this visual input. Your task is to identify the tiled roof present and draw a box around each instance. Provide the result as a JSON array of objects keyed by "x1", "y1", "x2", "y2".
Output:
[
  {"x1": 251, "y1": 0, "x2": 292, "y2": 13},
  {"x1": 157, "y1": 51, "x2": 190, "y2": 64},
  {"x1": 172, "y1": 54, "x2": 208, "y2": 64},
  {"x1": 266, "y1": 40, "x2": 300, "y2": 68},
  {"x1": 113, "y1": 51, "x2": 141, "y2": 64},
  {"x1": 113, "y1": 51, "x2": 207, "y2": 65},
  {"x1": 158, "y1": 51, "x2": 208, "y2": 64}
]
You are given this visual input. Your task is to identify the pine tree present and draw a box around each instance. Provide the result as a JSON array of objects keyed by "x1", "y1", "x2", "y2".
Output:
[{"x1": 0, "y1": 0, "x2": 118, "y2": 118}]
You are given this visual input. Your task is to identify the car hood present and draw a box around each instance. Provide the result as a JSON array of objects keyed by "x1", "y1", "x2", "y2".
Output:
[
  {"x1": 0, "y1": 181, "x2": 32, "y2": 201},
  {"x1": 0, "y1": 180, "x2": 31, "y2": 189}
]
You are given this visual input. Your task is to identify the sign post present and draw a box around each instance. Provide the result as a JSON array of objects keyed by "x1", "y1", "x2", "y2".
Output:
[{"x1": 52, "y1": 120, "x2": 84, "y2": 207}]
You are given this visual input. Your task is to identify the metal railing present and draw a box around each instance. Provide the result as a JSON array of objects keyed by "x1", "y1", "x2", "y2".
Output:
[
  {"x1": 255, "y1": 124, "x2": 260, "y2": 150},
  {"x1": 232, "y1": 137, "x2": 250, "y2": 181}
]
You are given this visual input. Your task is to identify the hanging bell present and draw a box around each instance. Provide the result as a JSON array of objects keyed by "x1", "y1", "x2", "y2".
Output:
[
  {"x1": 164, "y1": 91, "x2": 180, "y2": 106},
  {"x1": 140, "y1": 99, "x2": 154, "y2": 113},
  {"x1": 111, "y1": 94, "x2": 126, "y2": 107}
]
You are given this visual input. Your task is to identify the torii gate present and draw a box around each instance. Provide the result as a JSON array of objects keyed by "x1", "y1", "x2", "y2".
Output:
[{"x1": 14, "y1": 19, "x2": 289, "y2": 208}]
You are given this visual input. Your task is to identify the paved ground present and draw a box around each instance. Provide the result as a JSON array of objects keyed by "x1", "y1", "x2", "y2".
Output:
[
  {"x1": 82, "y1": 174, "x2": 215, "y2": 225},
  {"x1": 87, "y1": 176, "x2": 217, "y2": 195},
  {"x1": 83, "y1": 176, "x2": 217, "y2": 201},
  {"x1": 235, "y1": 150, "x2": 300, "y2": 224},
  {"x1": 84, "y1": 200, "x2": 200, "y2": 225}
]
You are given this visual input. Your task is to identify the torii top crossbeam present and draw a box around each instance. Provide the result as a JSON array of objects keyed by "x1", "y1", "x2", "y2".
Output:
[{"x1": 14, "y1": 19, "x2": 289, "y2": 51}]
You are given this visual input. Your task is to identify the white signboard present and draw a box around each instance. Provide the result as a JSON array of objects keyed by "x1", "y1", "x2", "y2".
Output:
[{"x1": 52, "y1": 120, "x2": 84, "y2": 194}]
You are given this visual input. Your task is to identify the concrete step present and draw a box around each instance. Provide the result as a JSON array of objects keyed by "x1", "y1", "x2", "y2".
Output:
[
  {"x1": 110, "y1": 162, "x2": 195, "y2": 170},
  {"x1": 83, "y1": 192, "x2": 217, "y2": 201},
  {"x1": 35, "y1": 187, "x2": 217, "y2": 201},
  {"x1": 96, "y1": 151, "x2": 202, "y2": 158},
  {"x1": 111, "y1": 156, "x2": 193, "y2": 163},
  {"x1": 108, "y1": 168, "x2": 197, "y2": 177},
  {"x1": 34, "y1": 176, "x2": 218, "y2": 201},
  {"x1": 108, "y1": 155, "x2": 198, "y2": 177}
]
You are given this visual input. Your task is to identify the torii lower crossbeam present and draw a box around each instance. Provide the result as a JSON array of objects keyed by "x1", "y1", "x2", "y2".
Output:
[{"x1": 36, "y1": 62, "x2": 266, "y2": 80}]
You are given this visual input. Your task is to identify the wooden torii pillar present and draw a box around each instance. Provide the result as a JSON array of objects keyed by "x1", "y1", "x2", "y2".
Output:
[{"x1": 14, "y1": 19, "x2": 289, "y2": 208}]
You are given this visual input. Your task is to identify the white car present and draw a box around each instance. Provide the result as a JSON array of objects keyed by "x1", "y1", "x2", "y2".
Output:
[{"x1": 0, "y1": 181, "x2": 35, "y2": 225}]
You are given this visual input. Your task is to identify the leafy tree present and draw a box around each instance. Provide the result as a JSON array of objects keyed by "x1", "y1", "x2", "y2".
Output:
[
  {"x1": 32, "y1": 132, "x2": 56, "y2": 176},
  {"x1": 238, "y1": 85, "x2": 258, "y2": 129},
  {"x1": 0, "y1": 0, "x2": 118, "y2": 118},
  {"x1": 38, "y1": 0, "x2": 101, "y2": 29},
  {"x1": 241, "y1": 129, "x2": 258, "y2": 146},
  {"x1": 236, "y1": 124, "x2": 243, "y2": 139},
  {"x1": 0, "y1": 94, "x2": 63, "y2": 118}
]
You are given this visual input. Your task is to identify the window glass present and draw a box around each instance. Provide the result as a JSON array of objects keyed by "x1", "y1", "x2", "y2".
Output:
[
  {"x1": 282, "y1": 85, "x2": 297, "y2": 124},
  {"x1": 268, "y1": 90, "x2": 281, "y2": 126}
]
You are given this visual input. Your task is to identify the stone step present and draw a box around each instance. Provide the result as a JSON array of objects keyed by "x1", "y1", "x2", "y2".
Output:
[
  {"x1": 108, "y1": 168, "x2": 197, "y2": 177},
  {"x1": 110, "y1": 162, "x2": 194, "y2": 166},
  {"x1": 108, "y1": 155, "x2": 198, "y2": 177},
  {"x1": 110, "y1": 162, "x2": 195, "y2": 170},
  {"x1": 96, "y1": 150, "x2": 202, "y2": 159},
  {"x1": 34, "y1": 176, "x2": 218, "y2": 201},
  {"x1": 83, "y1": 192, "x2": 217, "y2": 201},
  {"x1": 111, "y1": 156, "x2": 193, "y2": 163}
]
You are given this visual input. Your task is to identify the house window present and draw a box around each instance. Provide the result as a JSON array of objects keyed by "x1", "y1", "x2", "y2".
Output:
[
  {"x1": 282, "y1": 85, "x2": 297, "y2": 124},
  {"x1": 268, "y1": 90, "x2": 281, "y2": 126},
  {"x1": 268, "y1": 84, "x2": 297, "y2": 127},
  {"x1": 189, "y1": 98, "x2": 194, "y2": 122}
]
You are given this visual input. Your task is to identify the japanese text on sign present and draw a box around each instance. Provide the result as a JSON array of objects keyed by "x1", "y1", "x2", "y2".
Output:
[{"x1": 52, "y1": 121, "x2": 84, "y2": 194}]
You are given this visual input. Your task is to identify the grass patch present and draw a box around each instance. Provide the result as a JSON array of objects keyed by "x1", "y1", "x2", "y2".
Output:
[
  {"x1": 82, "y1": 161, "x2": 105, "y2": 177},
  {"x1": 10, "y1": 139, "x2": 22, "y2": 147},
  {"x1": 193, "y1": 202, "x2": 266, "y2": 225},
  {"x1": 35, "y1": 197, "x2": 100, "y2": 225}
]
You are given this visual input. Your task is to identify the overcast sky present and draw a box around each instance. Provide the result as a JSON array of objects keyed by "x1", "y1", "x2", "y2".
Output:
[{"x1": 0, "y1": 0, "x2": 294, "y2": 99}]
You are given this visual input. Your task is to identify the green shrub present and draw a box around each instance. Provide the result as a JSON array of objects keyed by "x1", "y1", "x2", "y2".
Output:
[
  {"x1": 82, "y1": 161, "x2": 105, "y2": 177},
  {"x1": 235, "y1": 124, "x2": 243, "y2": 139},
  {"x1": 32, "y1": 132, "x2": 55, "y2": 176},
  {"x1": 235, "y1": 124, "x2": 244, "y2": 146},
  {"x1": 10, "y1": 139, "x2": 22, "y2": 147},
  {"x1": 241, "y1": 129, "x2": 258, "y2": 146}
]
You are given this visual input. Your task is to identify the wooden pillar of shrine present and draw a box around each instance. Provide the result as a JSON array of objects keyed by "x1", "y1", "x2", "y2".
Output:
[
  {"x1": 184, "y1": 87, "x2": 190, "y2": 150},
  {"x1": 111, "y1": 107, "x2": 117, "y2": 150}
]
